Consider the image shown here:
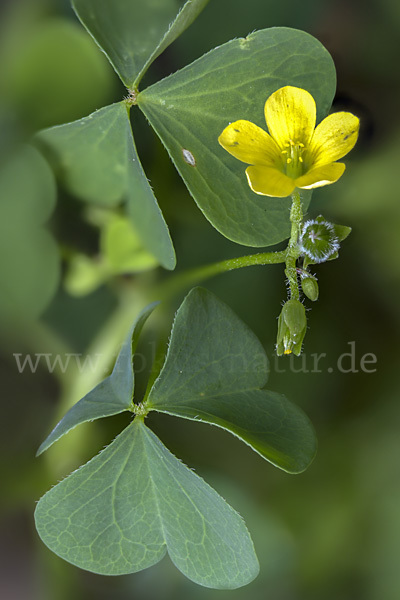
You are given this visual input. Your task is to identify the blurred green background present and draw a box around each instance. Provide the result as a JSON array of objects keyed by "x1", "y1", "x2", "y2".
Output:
[{"x1": 1, "y1": 0, "x2": 400, "y2": 599}]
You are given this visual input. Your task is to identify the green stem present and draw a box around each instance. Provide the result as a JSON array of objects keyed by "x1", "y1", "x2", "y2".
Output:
[
  {"x1": 285, "y1": 190, "x2": 303, "y2": 300},
  {"x1": 153, "y1": 250, "x2": 287, "y2": 303}
]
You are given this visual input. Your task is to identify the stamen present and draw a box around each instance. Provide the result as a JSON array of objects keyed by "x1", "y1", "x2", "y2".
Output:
[{"x1": 282, "y1": 139, "x2": 306, "y2": 177}]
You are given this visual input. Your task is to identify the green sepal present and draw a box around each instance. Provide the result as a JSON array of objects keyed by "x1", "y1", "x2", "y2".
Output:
[
  {"x1": 333, "y1": 223, "x2": 352, "y2": 242},
  {"x1": 276, "y1": 299, "x2": 307, "y2": 356}
]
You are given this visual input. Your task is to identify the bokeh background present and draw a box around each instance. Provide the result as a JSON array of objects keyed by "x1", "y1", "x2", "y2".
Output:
[{"x1": 1, "y1": 0, "x2": 400, "y2": 599}]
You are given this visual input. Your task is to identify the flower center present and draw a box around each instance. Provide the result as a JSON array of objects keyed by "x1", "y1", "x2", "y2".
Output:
[{"x1": 281, "y1": 140, "x2": 306, "y2": 179}]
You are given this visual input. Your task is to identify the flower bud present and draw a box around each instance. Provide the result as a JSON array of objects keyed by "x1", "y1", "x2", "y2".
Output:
[
  {"x1": 300, "y1": 217, "x2": 339, "y2": 263},
  {"x1": 301, "y1": 275, "x2": 319, "y2": 301},
  {"x1": 276, "y1": 299, "x2": 307, "y2": 356}
]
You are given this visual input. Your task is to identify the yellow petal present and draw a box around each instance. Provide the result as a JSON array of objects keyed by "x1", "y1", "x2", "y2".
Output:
[
  {"x1": 308, "y1": 112, "x2": 359, "y2": 168},
  {"x1": 246, "y1": 165, "x2": 296, "y2": 197},
  {"x1": 218, "y1": 120, "x2": 281, "y2": 166},
  {"x1": 264, "y1": 86, "x2": 316, "y2": 150},
  {"x1": 295, "y1": 162, "x2": 346, "y2": 189}
]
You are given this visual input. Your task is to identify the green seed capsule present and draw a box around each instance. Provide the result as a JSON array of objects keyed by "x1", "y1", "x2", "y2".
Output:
[
  {"x1": 301, "y1": 276, "x2": 319, "y2": 301},
  {"x1": 300, "y1": 217, "x2": 339, "y2": 263}
]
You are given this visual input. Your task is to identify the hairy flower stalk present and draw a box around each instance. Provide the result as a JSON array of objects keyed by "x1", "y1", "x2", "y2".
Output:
[{"x1": 218, "y1": 85, "x2": 359, "y2": 354}]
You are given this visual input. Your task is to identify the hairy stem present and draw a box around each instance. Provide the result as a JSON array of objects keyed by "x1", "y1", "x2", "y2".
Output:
[
  {"x1": 154, "y1": 250, "x2": 287, "y2": 302},
  {"x1": 285, "y1": 190, "x2": 303, "y2": 300}
]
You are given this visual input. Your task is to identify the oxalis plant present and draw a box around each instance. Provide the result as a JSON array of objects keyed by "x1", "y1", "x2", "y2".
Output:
[{"x1": 34, "y1": 0, "x2": 359, "y2": 590}]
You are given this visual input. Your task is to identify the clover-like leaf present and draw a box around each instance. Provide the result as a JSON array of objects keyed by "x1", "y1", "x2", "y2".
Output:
[
  {"x1": 138, "y1": 27, "x2": 336, "y2": 247},
  {"x1": 35, "y1": 418, "x2": 259, "y2": 588},
  {"x1": 35, "y1": 103, "x2": 129, "y2": 207},
  {"x1": 72, "y1": 0, "x2": 210, "y2": 88},
  {"x1": 125, "y1": 125, "x2": 176, "y2": 270},
  {"x1": 35, "y1": 102, "x2": 176, "y2": 270},
  {"x1": 146, "y1": 288, "x2": 316, "y2": 473},
  {"x1": 36, "y1": 302, "x2": 159, "y2": 456},
  {"x1": 146, "y1": 0, "x2": 211, "y2": 81}
]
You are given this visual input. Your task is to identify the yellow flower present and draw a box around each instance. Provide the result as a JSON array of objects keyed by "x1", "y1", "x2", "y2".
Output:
[{"x1": 218, "y1": 86, "x2": 359, "y2": 198}]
